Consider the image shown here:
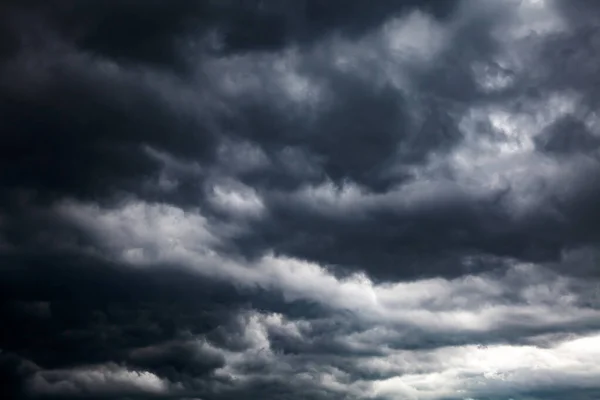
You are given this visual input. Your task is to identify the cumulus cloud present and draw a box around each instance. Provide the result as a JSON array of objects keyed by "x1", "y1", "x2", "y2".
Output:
[
  {"x1": 27, "y1": 364, "x2": 173, "y2": 398},
  {"x1": 2, "y1": 0, "x2": 600, "y2": 399}
]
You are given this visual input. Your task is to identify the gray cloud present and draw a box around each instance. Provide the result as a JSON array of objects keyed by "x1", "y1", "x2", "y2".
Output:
[{"x1": 2, "y1": 0, "x2": 600, "y2": 399}]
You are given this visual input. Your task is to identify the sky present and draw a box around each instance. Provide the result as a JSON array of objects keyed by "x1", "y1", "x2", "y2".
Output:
[{"x1": 1, "y1": 0, "x2": 600, "y2": 399}]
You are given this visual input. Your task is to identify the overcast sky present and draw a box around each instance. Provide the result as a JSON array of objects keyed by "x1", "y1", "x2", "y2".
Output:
[{"x1": 2, "y1": 0, "x2": 600, "y2": 399}]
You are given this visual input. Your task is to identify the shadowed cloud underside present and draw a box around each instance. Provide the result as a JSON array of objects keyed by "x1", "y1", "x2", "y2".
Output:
[{"x1": 1, "y1": 1, "x2": 600, "y2": 399}]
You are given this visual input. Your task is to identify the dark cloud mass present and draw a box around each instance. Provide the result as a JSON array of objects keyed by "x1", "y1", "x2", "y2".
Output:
[{"x1": 2, "y1": 0, "x2": 600, "y2": 399}]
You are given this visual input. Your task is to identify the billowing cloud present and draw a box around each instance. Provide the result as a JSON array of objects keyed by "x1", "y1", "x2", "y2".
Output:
[{"x1": 2, "y1": 0, "x2": 600, "y2": 399}]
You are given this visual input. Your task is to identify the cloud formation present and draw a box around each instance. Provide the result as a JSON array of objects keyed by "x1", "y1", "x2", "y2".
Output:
[{"x1": 2, "y1": 0, "x2": 600, "y2": 399}]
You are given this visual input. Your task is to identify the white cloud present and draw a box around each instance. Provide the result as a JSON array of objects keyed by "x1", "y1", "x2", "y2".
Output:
[
  {"x1": 27, "y1": 363, "x2": 173, "y2": 397},
  {"x1": 203, "y1": 307, "x2": 600, "y2": 399},
  {"x1": 57, "y1": 199, "x2": 600, "y2": 343},
  {"x1": 382, "y1": 11, "x2": 448, "y2": 64},
  {"x1": 208, "y1": 178, "x2": 265, "y2": 219},
  {"x1": 174, "y1": 306, "x2": 600, "y2": 400},
  {"x1": 370, "y1": 332, "x2": 600, "y2": 399}
]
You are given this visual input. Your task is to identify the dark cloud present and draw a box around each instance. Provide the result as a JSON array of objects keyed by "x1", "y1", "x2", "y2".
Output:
[
  {"x1": 0, "y1": 0, "x2": 459, "y2": 208},
  {"x1": 0, "y1": 0, "x2": 459, "y2": 66},
  {"x1": 535, "y1": 115, "x2": 600, "y2": 155},
  {"x1": 0, "y1": 50, "x2": 216, "y2": 205},
  {"x1": 3, "y1": 0, "x2": 600, "y2": 399}
]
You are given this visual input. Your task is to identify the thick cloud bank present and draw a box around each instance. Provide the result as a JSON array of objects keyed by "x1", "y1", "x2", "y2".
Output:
[{"x1": 2, "y1": 0, "x2": 600, "y2": 399}]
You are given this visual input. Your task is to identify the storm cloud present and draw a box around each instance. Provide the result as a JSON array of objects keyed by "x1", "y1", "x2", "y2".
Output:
[{"x1": 2, "y1": 0, "x2": 600, "y2": 399}]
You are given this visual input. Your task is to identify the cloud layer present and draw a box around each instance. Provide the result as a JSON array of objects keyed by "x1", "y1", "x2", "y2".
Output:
[{"x1": 2, "y1": 0, "x2": 600, "y2": 399}]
